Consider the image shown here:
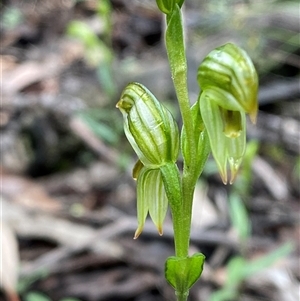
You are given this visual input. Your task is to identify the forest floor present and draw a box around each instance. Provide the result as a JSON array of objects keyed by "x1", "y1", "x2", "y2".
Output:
[{"x1": 1, "y1": 1, "x2": 300, "y2": 301}]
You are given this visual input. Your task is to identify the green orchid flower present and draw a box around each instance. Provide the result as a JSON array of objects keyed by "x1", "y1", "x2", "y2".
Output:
[
  {"x1": 116, "y1": 82, "x2": 180, "y2": 169},
  {"x1": 117, "y1": 82, "x2": 181, "y2": 237},
  {"x1": 197, "y1": 43, "x2": 258, "y2": 184}
]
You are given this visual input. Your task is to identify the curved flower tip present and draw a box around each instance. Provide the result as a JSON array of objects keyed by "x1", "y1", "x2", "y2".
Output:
[
  {"x1": 133, "y1": 227, "x2": 143, "y2": 240},
  {"x1": 228, "y1": 156, "x2": 243, "y2": 184},
  {"x1": 249, "y1": 104, "x2": 258, "y2": 124},
  {"x1": 157, "y1": 227, "x2": 164, "y2": 236},
  {"x1": 220, "y1": 169, "x2": 228, "y2": 185}
]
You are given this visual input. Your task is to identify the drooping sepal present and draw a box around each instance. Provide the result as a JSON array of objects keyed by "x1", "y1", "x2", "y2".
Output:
[
  {"x1": 165, "y1": 253, "x2": 206, "y2": 299},
  {"x1": 117, "y1": 82, "x2": 179, "y2": 169},
  {"x1": 135, "y1": 167, "x2": 168, "y2": 239},
  {"x1": 200, "y1": 90, "x2": 247, "y2": 184}
]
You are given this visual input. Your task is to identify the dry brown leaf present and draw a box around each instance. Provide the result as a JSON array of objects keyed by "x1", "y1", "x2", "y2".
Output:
[{"x1": 1, "y1": 171, "x2": 61, "y2": 212}]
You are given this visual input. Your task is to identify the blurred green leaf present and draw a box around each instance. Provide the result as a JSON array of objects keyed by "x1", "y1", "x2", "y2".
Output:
[
  {"x1": 77, "y1": 107, "x2": 124, "y2": 145},
  {"x1": 244, "y1": 242, "x2": 293, "y2": 278},
  {"x1": 25, "y1": 292, "x2": 51, "y2": 301},
  {"x1": 2, "y1": 7, "x2": 23, "y2": 29},
  {"x1": 18, "y1": 269, "x2": 49, "y2": 293},
  {"x1": 79, "y1": 113, "x2": 119, "y2": 145},
  {"x1": 229, "y1": 193, "x2": 251, "y2": 244}
]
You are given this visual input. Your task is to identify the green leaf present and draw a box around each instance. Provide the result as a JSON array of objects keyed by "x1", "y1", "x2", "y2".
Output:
[
  {"x1": 244, "y1": 242, "x2": 293, "y2": 278},
  {"x1": 25, "y1": 292, "x2": 51, "y2": 301},
  {"x1": 226, "y1": 256, "x2": 246, "y2": 287},
  {"x1": 165, "y1": 253, "x2": 205, "y2": 297},
  {"x1": 79, "y1": 113, "x2": 118, "y2": 145},
  {"x1": 229, "y1": 193, "x2": 251, "y2": 243}
]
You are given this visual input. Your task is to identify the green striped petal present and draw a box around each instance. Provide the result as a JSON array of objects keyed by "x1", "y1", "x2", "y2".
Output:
[
  {"x1": 198, "y1": 43, "x2": 258, "y2": 123},
  {"x1": 117, "y1": 82, "x2": 179, "y2": 169}
]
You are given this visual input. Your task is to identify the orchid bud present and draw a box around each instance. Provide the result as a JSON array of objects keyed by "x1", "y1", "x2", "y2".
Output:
[
  {"x1": 197, "y1": 43, "x2": 258, "y2": 184},
  {"x1": 134, "y1": 167, "x2": 168, "y2": 239},
  {"x1": 117, "y1": 82, "x2": 179, "y2": 169}
]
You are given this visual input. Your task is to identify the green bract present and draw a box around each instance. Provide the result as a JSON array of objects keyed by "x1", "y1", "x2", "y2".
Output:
[
  {"x1": 117, "y1": 82, "x2": 179, "y2": 169},
  {"x1": 181, "y1": 100, "x2": 210, "y2": 180},
  {"x1": 197, "y1": 43, "x2": 258, "y2": 184}
]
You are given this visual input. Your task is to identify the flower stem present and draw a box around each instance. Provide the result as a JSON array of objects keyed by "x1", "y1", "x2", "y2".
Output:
[{"x1": 165, "y1": 5, "x2": 196, "y2": 167}]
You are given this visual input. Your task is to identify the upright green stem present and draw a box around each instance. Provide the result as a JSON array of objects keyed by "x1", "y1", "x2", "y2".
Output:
[
  {"x1": 165, "y1": 5, "x2": 196, "y2": 166},
  {"x1": 164, "y1": 5, "x2": 208, "y2": 301},
  {"x1": 165, "y1": 5, "x2": 198, "y2": 263}
]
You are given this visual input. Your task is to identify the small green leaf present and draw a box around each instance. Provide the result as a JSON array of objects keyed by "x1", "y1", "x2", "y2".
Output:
[{"x1": 165, "y1": 253, "x2": 205, "y2": 296}]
